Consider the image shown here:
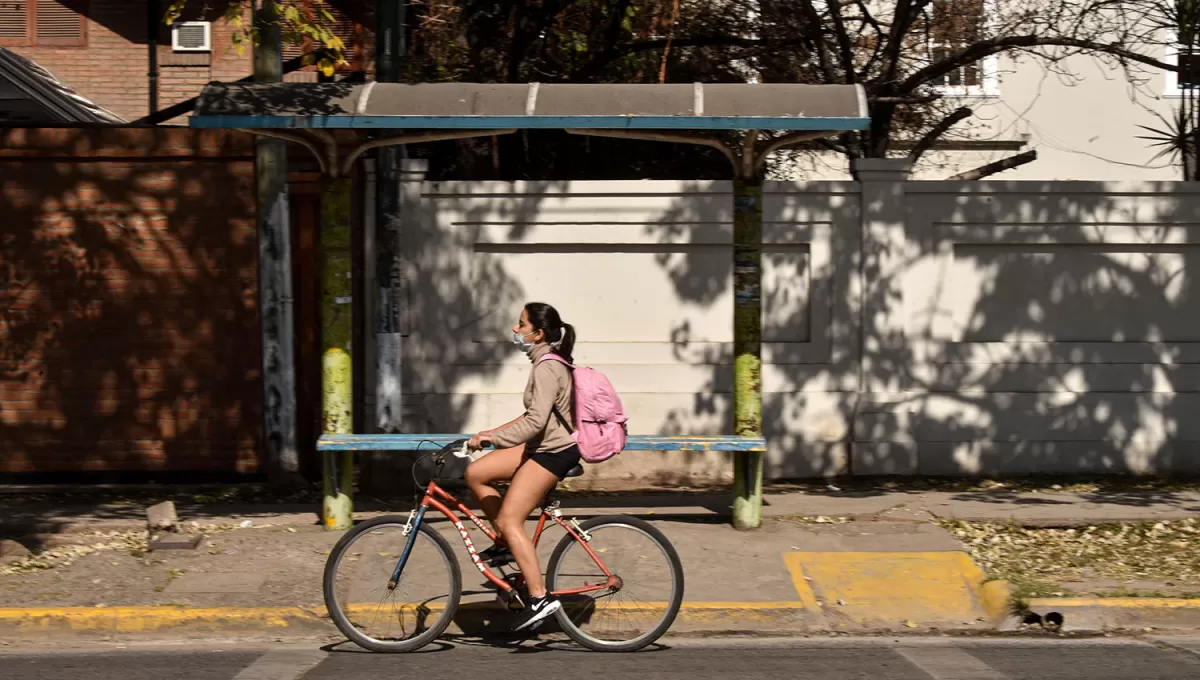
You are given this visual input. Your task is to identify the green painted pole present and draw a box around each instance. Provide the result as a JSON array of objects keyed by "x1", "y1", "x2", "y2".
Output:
[
  {"x1": 731, "y1": 175, "x2": 764, "y2": 531},
  {"x1": 322, "y1": 178, "x2": 355, "y2": 530}
]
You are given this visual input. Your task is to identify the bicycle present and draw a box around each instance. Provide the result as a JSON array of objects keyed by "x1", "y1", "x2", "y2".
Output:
[{"x1": 322, "y1": 439, "x2": 685, "y2": 653}]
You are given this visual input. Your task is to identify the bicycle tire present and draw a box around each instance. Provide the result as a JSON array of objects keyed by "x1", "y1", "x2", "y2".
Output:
[
  {"x1": 545, "y1": 515, "x2": 684, "y2": 652},
  {"x1": 323, "y1": 515, "x2": 462, "y2": 653}
]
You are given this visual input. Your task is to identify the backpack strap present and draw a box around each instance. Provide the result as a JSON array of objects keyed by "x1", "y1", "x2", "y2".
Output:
[
  {"x1": 552, "y1": 405, "x2": 575, "y2": 434},
  {"x1": 537, "y1": 353, "x2": 575, "y2": 369},
  {"x1": 539, "y1": 354, "x2": 576, "y2": 434}
]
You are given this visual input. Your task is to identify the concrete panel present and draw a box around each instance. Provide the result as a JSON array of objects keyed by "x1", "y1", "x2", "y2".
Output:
[{"x1": 391, "y1": 173, "x2": 1200, "y2": 481}]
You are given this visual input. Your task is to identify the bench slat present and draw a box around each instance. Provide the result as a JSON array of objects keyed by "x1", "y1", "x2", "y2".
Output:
[{"x1": 317, "y1": 434, "x2": 767, "y2": 452}]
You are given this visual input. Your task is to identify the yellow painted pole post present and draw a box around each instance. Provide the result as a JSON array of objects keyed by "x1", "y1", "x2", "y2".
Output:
[
  {"x1": 731, "y1": 174, "x2": 764, "y2": 531},
  {"x1": 322, "y1": 178, "x2": 354, "y2": 530}
]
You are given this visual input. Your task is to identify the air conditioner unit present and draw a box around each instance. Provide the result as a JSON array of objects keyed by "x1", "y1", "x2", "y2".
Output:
[{"x1": 172, "y1": 22, "x2": 212, "y2": 52}]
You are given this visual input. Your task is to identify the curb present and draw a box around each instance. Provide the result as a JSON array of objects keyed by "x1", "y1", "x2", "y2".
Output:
[
  {"x1": 0, "y1": 606, "x2": 333, "y2": 637},
  {"x1": 1019, "y1": 598, "x2": 1200, "y2": 633},
  {"x1": 3, "y1": 598, "x2": 1200, "y2": 640},
  {"x1": 0, "y1": 602, "x2": 826, "y2": 640}
]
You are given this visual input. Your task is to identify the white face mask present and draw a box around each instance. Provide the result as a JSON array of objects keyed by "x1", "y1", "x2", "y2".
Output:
[
  {"x1": 512, "y1": 330, "x2": 536, "y2": 353},
  {"x1": 511, "y1": 327, "x2": 565, "y2": 354}
]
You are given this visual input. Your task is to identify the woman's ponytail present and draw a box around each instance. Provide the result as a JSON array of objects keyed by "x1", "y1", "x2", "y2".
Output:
[
  {"x1": 558, "y1": 323, "x2": 576, "y2": 363},
  {"x1": 524, "y1": 302, "x2": 575, "y2": 363}
]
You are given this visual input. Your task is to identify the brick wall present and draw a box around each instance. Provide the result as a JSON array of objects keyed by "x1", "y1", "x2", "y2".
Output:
[
  {"x1": 6, "y1": 0, "x2": 252, "y2": 122},
  {"x1": 0, "y1": 128, "x2": 264, "y2": 479}
]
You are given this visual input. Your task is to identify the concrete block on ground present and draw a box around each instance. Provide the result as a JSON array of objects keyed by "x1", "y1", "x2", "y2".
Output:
[{"x1": 146, "y1": 501, "x2": 179, "y2": 532}]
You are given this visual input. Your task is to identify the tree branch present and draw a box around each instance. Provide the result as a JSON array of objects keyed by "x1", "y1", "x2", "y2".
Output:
[
  {"x1": 949, "y1": 149, "x2": 1038, "y2": 180},
  {"x1": 570, "y1": 35, "x2": 813, "y2": 80},
  {"x1": 827, "y1": 0, "x2": 859, "y2": 83},
  {"x1": 603, "y1": 0, "x2": 632, "y2": 51},
  {"x1": 852, "y1": 0, "x2": 886, "y2": 35},
  {"x1": 909, "y1": 107, "x2": 973, "y2": 162},
  {"x1": 899, "y1": 36, "x2": 1180, "y2": 94},
  {"x1": 854, "y1": 3, "x2": 890, "y2": 76},
  {"x1": 797, "y1": 0, "x2": 840, "y2": 82},
  {"x1": 755, "y1": 130, "x2": 840, "y2": 168},
  {"x1": 882, "y1": 0, "x2": 935, "y2": 82},
  {"x1": 819, "y1": 136, "x2": 849, "y2": 155},
  {"x1": 872, "y1": 94, "x2": 942, "y2": 104}
]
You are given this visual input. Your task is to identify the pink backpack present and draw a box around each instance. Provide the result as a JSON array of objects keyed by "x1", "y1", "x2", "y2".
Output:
[{"x1": 538, "y1": 354, "x2": 628, "y2": 463}]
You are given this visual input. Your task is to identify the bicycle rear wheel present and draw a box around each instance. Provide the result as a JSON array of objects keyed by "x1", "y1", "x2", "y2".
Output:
[
  {"x1": 323, "y1": 515, "x2": 461, "y2": 652},
  {"x1": 545, "y1": 515, "x2": 684, "y2": 652}
]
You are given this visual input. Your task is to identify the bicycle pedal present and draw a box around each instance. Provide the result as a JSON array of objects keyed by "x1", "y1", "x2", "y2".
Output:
[{"x1": 505, "y1": 591, "x2": 526, "y2": 611}]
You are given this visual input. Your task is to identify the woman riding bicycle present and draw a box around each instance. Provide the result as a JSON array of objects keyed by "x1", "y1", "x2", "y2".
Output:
[{"x1": 465, "y1": 301, "x2": 579, "y2": 632}]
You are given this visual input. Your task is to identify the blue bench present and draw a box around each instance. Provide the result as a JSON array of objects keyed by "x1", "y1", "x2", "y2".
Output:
[{"x1": 315, "y1": 433, "x2": 768, "y2": 528}]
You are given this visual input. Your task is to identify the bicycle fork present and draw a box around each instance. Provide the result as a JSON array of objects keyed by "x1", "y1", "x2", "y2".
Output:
[{"x1": 387, "y1": 506, "x2": 427, "y2": 590}]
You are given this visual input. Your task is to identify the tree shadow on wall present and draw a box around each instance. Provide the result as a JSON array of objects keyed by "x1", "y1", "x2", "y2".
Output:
[
  {"x1": 639, "y1": 181, "x2": 862, "y2": 483},
  {"x1": 640, "y1": 178, "x2": 1200, "y2": 486},
  {"x1": 0, "y1": 129, "x2": 262, "y2": 485},
  {"x1": 356, "y1": 174, "x2": 575, "y2": 494}
]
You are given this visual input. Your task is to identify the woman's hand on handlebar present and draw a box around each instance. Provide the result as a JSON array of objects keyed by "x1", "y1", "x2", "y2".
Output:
[{"x1": 467, "y1": 431, "x2": 493, "y2": 451}]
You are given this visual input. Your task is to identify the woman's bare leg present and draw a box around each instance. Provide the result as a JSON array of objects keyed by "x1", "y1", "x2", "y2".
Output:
[
  {"x1": 464, "y1": 445, "x2": 525, "y2": 535},
  {"x1": 494, "y1": 460, "x2": 559, "y2": 598}
]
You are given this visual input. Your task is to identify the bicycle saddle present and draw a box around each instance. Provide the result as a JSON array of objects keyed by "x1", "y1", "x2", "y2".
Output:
[{"x1": 564, "y1": 464, "x2": 584, "y2": 478}]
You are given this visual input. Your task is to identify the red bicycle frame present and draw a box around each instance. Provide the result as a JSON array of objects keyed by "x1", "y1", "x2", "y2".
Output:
[{"x1": 399, "y1": 480, "x2": 619, "y2": 597}]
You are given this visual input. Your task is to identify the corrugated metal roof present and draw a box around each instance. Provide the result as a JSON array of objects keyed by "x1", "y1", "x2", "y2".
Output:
[
  {"x1": 0, "y1": 48, "x2": 126, "y2": 125},
  {"x1": 190, "y1": 81, "x2": 869, "y2": 131}
]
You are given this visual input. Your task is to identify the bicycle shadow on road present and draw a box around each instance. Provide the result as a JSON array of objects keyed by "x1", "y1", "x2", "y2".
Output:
[
  {"x1": 445, "y1": 599, "x2": 673, "y2": 653},
  {"x1": 318, "y1": 640, "x2": 456, "y2": 655}
]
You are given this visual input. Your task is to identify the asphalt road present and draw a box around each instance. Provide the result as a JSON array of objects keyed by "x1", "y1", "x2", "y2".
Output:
[{"x1": 4, "y1": 637, "x2": 1200, "y2": 680}]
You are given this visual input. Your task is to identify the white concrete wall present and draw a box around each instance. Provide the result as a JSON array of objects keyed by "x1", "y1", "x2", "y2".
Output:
[
  {"x1": 389, "y1": 160, "x2": 1200, "y2": 482},
  {"x1": 792, "y1": 42, "x2": 1189, "y2": 182},
  {"x1": 855, "y1": 165, "x2": 1200, "y2": 476}
]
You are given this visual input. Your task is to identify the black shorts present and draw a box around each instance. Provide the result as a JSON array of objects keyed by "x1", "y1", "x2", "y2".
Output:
[{"x1": 527, "y1": 444, "x2": 582, "y2": 480}]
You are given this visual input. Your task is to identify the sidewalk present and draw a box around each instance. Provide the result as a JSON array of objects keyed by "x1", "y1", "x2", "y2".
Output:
[
  {"x1": 3, "y1": 483, "x2": 1200, "y2": 641},
  {"x1": 6, "y1": 484, "x2": 1200, "y2": 540}
]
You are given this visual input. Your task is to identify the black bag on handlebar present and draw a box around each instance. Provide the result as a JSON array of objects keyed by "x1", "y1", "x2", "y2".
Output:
[{"x1": 411, "y1": 446, "x2": 471, "y2": 490}]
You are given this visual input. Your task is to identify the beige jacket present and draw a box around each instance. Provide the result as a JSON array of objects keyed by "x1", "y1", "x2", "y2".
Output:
[{"x1": 490, "y1": 343, "x2": 576, "y2": 453}]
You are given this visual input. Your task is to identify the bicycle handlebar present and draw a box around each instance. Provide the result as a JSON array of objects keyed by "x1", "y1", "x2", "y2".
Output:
[{"x1": 432, "y1": 439, "x2": 492, "y2": 468}]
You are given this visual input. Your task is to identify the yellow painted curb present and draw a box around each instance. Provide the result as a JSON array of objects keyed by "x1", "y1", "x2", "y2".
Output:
[
  {"x1": 979, "y1": 580, "x2": 1015, "y2": 622},
  {"x1": 0, "y1": 602, "x2": 818, "y2": 635},
  {"x1": 783, "y1": 551, "x2": 998, "y2": 627},
  {"x1": 0, "y1": 607, "x2": 324, "y2": 633}
]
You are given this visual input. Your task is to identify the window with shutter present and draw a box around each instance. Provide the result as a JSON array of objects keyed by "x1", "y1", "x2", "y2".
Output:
[
  {"x1": 35, "y1": 0, "x2": 84, "y2": 46},
  {"x1": 0, "y1": 0, "x2": 85, "y2": 46},
  {"x1": 0, "y1": 0, "x2": 30, "y2": 44}
]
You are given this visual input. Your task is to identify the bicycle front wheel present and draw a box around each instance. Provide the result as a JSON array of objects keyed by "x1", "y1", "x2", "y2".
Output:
[
  {"x1": 323, "y1": 515, "x2": 461, "y2": 653},
  {"x1": 546, "y1": 515, "x2": 684, "y2": 652}
]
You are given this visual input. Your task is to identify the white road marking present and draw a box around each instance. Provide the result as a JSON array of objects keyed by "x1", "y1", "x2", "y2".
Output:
[
  {"x1": 897, "y1": 646, "x2": 1009, "y2": 680},
  {"x1": 232, "y1": 649, "x2": 326, "y2": 680}
]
